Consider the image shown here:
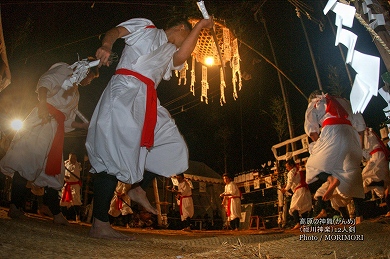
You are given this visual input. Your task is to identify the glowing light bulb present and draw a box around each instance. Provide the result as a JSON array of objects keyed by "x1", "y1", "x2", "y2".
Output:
[
  {"x1": 11, "y1": 119, "x2": 23, "y2": 131},
  {"x1": 205, "y1": 56, "x2": 214, "y2": 66}
]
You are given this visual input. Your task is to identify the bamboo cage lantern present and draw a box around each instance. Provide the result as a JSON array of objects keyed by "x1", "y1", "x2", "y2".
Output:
[{"x1": 176, "y1": 18, "x2": 242, "y2": 105}]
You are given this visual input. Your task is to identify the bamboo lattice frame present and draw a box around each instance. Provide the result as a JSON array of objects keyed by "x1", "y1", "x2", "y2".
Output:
[{"x1": 189, "y1": 18, "x2": 234, "y2": 67}]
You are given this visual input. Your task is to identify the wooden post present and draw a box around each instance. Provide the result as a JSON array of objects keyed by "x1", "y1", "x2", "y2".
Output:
[
  {"x1": 82, "y1": 159, "x2": 90, "y2": 207},
  {"x1": 153, "y1": 178, "x2": 162, "y2": 226}
]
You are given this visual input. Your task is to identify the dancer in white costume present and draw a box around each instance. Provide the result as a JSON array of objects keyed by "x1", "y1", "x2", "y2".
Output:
[
  {"x1": 220, "y1": 173, "x2": 241, "y2": 230},
  {"x1": 0, "y1": 59, "x2": 98, "y2": 224},
  {"x1": 314, "y1": 181, "x2": 352, "y2": 219},
  {"x1": 168, "y1": 173, "x2": 194, "y2": 230},
  {"x1": 361, "y1": 127, "x2": 390, "y2": 217},
  {"x1": 362, "y1": 128, "x2": 390, "y2": 197},
  {"x1": 280, "y1": 159, "x2": 312, "y2": 230},
  {"x1": 60, "y1": 152, "x2": 83, "y2": 221},
  {"x1": 304, "y1": 91, "x2": 366, "y2": 220},
  {"x1": 108, "y1": 181, "x2": 133, "y2": 227},
  {"x1": 86, "y1": 16, "x2": 213, "y2": 240}
]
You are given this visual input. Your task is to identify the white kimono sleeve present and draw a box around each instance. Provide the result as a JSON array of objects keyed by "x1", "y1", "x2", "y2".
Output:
[
  {"x1": 36, "y1": 63, "x2": 72, "y2": 98},
  {"x1": 304, "y1": 101, "x2": 321, "y2": 136}
]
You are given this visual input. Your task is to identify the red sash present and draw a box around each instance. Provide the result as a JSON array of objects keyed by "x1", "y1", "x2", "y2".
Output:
[
  {"x1": 294, "y1": 169, "x2": 308, "y2": 192},
  {"x1": 226, "y1": 196, "x2": 240, "y2": 217},
  {"x1": 323, "y1": 95, "x2": 352, "y2": 127},
  {"x1": 323, "y1": 117, "x2": 352, "y2": 127},
  {"x1": 45, "y1": 104, "x2": 65, "y2": 176},
  {"x1": 115, "y1": 69, "x2": 156, "y2": 149},
  {"x1": 61, "y1": 181, "x2": 81, "y2": 202},
  {"x1": 369, "y1": 130, "x2": 390, "y2": 159},
  {"x1": 115, "y1": 195, "x2": 123, "y2": 210},
  {"x1": 370, "y1": 147, "x2": 383, "y2": 156},
  {"x1": 325, "y1": 95, "x2": 348, "y2": 118},
  {"x1": 179, "y1": 195, "x2": 192, "y2": 215}
]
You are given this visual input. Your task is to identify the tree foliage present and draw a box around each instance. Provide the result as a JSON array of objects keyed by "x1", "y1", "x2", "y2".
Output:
[{"x1": 270, "y1": 95, "x2": 288, "y2": 142}]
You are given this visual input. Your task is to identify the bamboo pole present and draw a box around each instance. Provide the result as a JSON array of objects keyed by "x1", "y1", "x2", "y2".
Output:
[
  {"x1": 153, "y1": 178, "x2": 162, "y2": 226},
  {"x1": 297, "y1": 8, "x2": 323, "y2": 91},
  {"x1": 261, "y1": 17, "x2": 296, "y2": 143}
]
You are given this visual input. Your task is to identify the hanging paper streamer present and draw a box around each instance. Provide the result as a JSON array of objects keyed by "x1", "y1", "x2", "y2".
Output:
[
  {"x1": 362, "y1": 0, "x2": 385, "y2": 30},
  {"x1": 190, "y1": 56, "x2": 196, "y2": 95},
  {"x1": 244, "y1": 181, "x2": 250, "y2": 193},
  {"x1": 264, "y1": 176, "x2": 272, "y2": 189},
  {"x1": 323, "y1": 0, "x2": 380, "y2": 113},
  {"x1": 378, "y1": 80, "x2": 390, "y2": 143},
  {"x1": 232, "y1": 38, "x2": 242, "y2": 100},
  {"x1": 220, "y1": 67, "x2": 226, "y2": 105},
  {"x1": 177, "y1": 61, "x2": 188, "y2": 85},
  {"x1": 223, "y1": 28, "x2": 231, "y2": 63},
  {"x1": 201, "y1": 65, "x2": 209, "y2": 103},
  {"x1": 361, "y1": 0, "x2": 390, "y2": 145}
]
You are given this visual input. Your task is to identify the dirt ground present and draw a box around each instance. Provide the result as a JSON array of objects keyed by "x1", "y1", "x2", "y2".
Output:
[{"x1": 1, "y1": 206, "x2": 390, "y2": 259}]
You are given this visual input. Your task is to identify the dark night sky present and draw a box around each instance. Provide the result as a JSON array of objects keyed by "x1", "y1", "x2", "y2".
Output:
[{"x1": 0, "y1": 1, "x2": 387, "y2": 175}]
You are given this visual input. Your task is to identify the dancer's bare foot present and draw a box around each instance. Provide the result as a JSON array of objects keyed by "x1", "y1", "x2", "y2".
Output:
[
  {"x1": 89, "y1": 217, "x2": 136, "y2": 240},
  {"x1": 314, "y1": 209, "x2": 327, "y2": 219},
  {"x1": 53, "y1": 213, "x2": 70, "y2": 226},
  {"x1": 323, "y1": 175, "x2": 340, "y2": 201},
  {"x1": 128, "y1": 186, "x2": 158, "y2": 215},
  {"x1": 355, "y1": 216, "x2": 363, "y2": 225},
  {"x1": 38, "y1": 204, "x2": 53, "y2": 217},
  {"x1": 291, "y1": 223, "x2": 301, "y2": 230}
]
